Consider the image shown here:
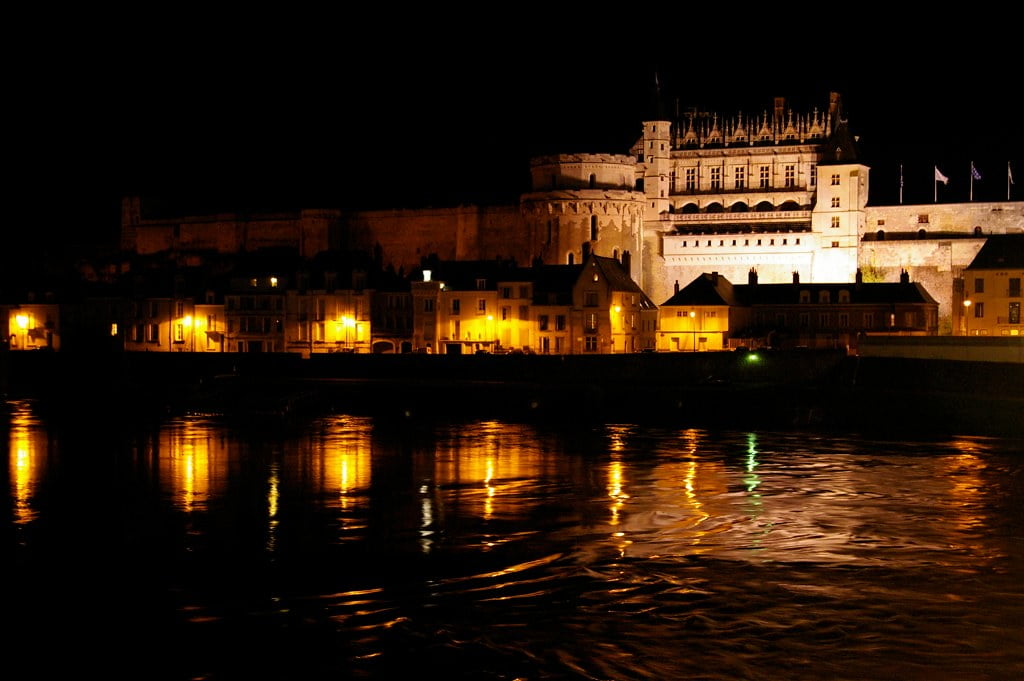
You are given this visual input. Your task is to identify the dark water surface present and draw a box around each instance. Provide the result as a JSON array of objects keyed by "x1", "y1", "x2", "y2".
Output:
[{"x1": 4, "y1": 400, "x2": 1024, "y2": 680}]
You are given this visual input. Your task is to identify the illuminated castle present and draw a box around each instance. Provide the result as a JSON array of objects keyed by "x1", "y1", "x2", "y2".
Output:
[
  {"x1": 630, "y1": 92, "x2": 1022, "y2": 333},
  {"x1": 119, "y1": 93, "x2": 1023, "y2": 336}
]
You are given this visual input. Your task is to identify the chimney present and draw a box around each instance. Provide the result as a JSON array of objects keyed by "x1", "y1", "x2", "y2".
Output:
[
  {"x1": 900, "y1": 269, "x2": 910, "y2": 284},
  {"x1": 674, "y1": 280, "x2": 679, "y2": 295},
  {"x1": 748, "y1": 268, "x2": 758, "y2": 286},
  {"x1": 711, "y1": 271, "x2": 719, "y2": 286},
  {"x1": 855, "y1": 268, "x2": 863, "y2": 289},
  {"x1": 792, "y1": 271, "x2": 800, "y2": 285},
  {"x1": 621, "y1": 250, "x2": 631, "y2": 274}
]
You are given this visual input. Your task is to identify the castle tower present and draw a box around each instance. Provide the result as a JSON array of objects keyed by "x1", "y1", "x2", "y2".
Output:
[
  {"x1": 519, "y1": 154, "x2": 645, "y2": 281},
  {"x1": 810, "y1": 116, "x2": 868, "y2": 282}
]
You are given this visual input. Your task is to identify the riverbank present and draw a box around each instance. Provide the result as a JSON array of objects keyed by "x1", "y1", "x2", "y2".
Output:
[{"x1": 2, "y1": 350, "x2": 1022, "y2": 437}]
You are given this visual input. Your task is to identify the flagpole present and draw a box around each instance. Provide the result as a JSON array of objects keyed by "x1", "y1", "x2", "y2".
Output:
[
  {"x1": 899, "y1": 164, "x2": 903, "y2": 204},
  {"x1": 970, "y1": 163, "x2": 974, "y2": 202}
]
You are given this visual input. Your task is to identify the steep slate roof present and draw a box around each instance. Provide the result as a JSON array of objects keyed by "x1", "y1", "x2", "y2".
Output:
[
  {"x1": 661, "y1": 272, "x2": 740, "y2": 307},
  {"x1": 419, "y1": 259, "x2": 520, "y2": 290},
  {"x1": 589, "y1": 256, "x2": 657, "y2": 309},
  {"x1": 737, "y1": 282, "x2": 937, "y2": 305},
  {"x1": 964, "y1": 234, "x2": 1024, "y2": 270},
  {"x1": 820, "y1": 117, "x2": 859, "y2": 165},
  {"x1": 528, "y1": 263, "x2": 583, "y2": 306},
  {"x1": 665, "y1": 273, "x2": 938, "y2": 307}
]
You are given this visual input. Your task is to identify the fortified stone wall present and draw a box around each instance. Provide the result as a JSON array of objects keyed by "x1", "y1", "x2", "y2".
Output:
[
  {"x1": 344, "y1": 205, "x2": 531, "y2": 274},
  {"x1": 864, "y1": 203, "x2": 1024, "y2": 236},
  {"x1": 858, "y1": 238, "x2": 986, "y2": 334}
]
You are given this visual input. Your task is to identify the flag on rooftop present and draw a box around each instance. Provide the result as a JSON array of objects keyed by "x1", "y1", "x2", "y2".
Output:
[
  {"x1": 971, "y1": 162, "x2": 982, "y2": 181},
  {"x1": 935, "y1": 166, "x2": 949, "y2": 185}
]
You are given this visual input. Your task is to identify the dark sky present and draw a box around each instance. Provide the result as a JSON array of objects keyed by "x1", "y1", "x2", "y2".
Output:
[{"x1": 9, "y1": 13, "x2": 1022, "y2": 253}]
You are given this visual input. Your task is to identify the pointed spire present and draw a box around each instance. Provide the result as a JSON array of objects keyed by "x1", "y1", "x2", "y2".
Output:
[{"x1": 647, "y1": 69, "x2": 668, "y2": 121}]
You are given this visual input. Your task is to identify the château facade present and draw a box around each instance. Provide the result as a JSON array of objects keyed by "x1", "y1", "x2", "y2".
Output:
[{"x1": 115, "y1": 93, "x2": 1022, "y2": 338}]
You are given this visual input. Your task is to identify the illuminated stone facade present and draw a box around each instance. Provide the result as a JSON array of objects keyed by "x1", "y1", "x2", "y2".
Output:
[
  {"x1": 519, "y1": 154, "x2": 646, "y2": 282},
  {"x1": 633, "y1": 95, "x2": 1022, "y2": 334},
  {"x1": 116, "y1": 93, "x2": 1022, "y2": 340}
]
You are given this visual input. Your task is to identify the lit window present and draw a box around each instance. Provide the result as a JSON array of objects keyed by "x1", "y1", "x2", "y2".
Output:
[
  {"x1": 734, "y1": 167, "x2": 745, "y2": 189},
  {"x1": 710, "y1": 167, "x2": 721, "y2": 190},
  {"x1": 685, "y1": 168, "x2": 696, "y2": 191},
  {"x1": 759, "y1": 166, "x2": 770, "y2": 188},
  {"x1": 831, "y1": 216, "x2": 841, "y2": 228},
  {"x1": 784, "y1": 165, "x2": 795, "y2": 188}
]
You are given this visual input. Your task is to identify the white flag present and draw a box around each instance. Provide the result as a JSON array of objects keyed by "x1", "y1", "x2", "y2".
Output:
[
  {"x1": 935, "y1": 166, "x2": 949, "y2": 185},
  {"x1": 1011, "y1": 163, "x2": 1015, "y2": 185}
]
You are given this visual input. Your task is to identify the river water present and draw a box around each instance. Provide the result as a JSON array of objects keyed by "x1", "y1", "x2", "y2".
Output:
[{"x1": 4, "y1": 399, "x2": 1024, "y2": 680}]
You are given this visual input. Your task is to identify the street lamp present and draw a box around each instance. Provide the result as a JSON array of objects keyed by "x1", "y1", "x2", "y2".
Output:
[
  {"x1": 963, "y1": 299, "x2": 972, "y2": 336},
  {"x1": 689, "y1": 310, "x2": 696, "y2": 352},
  {"x1": 341, "y1": 315, "x2": 356, "y2": 349}
]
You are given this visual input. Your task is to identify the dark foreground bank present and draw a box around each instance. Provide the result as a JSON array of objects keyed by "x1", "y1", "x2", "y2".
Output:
[{"x1": 2, "y1": 350, "x2": 1022, "y2": 437}]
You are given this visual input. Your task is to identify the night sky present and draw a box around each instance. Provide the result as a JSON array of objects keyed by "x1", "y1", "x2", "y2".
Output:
[{"x1": 9, "y1": 14, "x2": 1022, "y2": 255}]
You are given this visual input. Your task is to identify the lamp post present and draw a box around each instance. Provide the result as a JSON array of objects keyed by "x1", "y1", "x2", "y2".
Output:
[
  {"x1": 689, "y1": 310, "x2": 696, "y2": 352},
  {"x1": 963, "y1": 299, "x2": 972, "y2": 336}
]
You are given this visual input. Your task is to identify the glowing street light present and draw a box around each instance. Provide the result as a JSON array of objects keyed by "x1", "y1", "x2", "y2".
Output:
[
  {"x1": 963, "y1": 299, "x2": 972, "y2": 336},
  {"x1": 15, "y1": 314, "x2": 29, "y2": 329},
  {"x1": 341, "y1": 315, "x2": 356, "y2": 349},
  {"x1": 689, "y1": 310, "x2": 696, "y2": 352}
]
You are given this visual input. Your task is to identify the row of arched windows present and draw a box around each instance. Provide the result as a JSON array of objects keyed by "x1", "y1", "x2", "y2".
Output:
[{"x1": 667, "y1": 200, "x2": 806, "y2": 214}]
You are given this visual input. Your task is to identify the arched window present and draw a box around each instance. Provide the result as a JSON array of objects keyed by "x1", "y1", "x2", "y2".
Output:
[
  {"x1": 589, "y1": 173, "x2": 596, "y2": 189},
  {"x1": 590, "y1": 215, "x2": 598, "y2": 241},
  {"x1": 567, "y1": 252, "x2": 575, "y2": 265}
]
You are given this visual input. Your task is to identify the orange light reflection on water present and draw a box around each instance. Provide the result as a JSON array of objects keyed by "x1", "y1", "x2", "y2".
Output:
[
  {"x1": 160, "y1": 417, "x2": 227, "y2": 513},
  {"x1": 8, "y1": 401, "x2": 46, "y2": 525}
]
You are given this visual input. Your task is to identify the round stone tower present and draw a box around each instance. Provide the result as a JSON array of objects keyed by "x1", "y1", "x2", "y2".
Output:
[{"x1": 520, "y1": 153, "x2": 646, "y2": 280}]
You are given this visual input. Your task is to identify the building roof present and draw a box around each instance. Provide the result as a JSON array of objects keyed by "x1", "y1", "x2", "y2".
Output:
[
  {"x1": 588, "y1": 256, "x2": 657, "y2": 309},
  {"x1": 738, "y1": 281, "x2": 937, "y2": 306},
  {"x1": 661, "y1": 272, "x2": 740, "y2": 307},
  {"x1": 664, "y1": 272, "x2": 938, "y2": 307},
  {"x1": 417, "y1": 258, "x2": 520, "y2": 289},
  {"x1": 964, "y1": 234, "x2": 1024, "y2": 270}
]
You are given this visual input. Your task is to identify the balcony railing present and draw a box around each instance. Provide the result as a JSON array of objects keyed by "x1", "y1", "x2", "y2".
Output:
[{"x1": 663, "y1": 210, "x2": 811, "y2": 222}]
